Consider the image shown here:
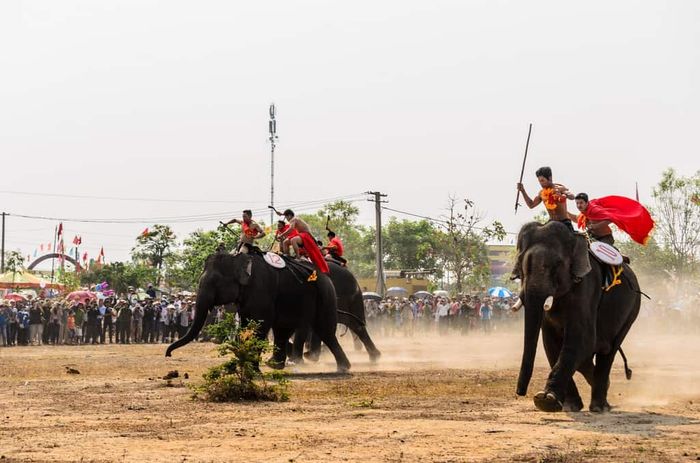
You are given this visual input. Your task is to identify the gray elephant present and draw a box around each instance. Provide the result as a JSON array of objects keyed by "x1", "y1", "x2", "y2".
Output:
[
  {"x1": 165, "y1": 250, "x2": 351, "y2": 373},
  {"x1": 292, "y1": 261, "x2": 381, "y2": 364},
  {"x1": 515, "y1": 221, "x2": 641, "y2": 412}
]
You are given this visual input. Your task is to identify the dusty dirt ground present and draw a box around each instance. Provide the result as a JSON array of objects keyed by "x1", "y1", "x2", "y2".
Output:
[{"x1": 1, "y1": 327, "x2": 699, "y2": 463}]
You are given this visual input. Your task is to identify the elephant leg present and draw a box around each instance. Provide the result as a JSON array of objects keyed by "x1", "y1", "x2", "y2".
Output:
[
  {"x1": 541, "y1": 328, "x2": 583, "y2": 412},
  {"x1": 304, "y1": 332, "x2": 322, "y2": 362},
  {"x1": 590, "y1": 351, "x2": 616, "y2": 413},
  {"x1": 289, "y1": 328, "x2": 308, "y2": 364},
  {"x1": 537, "y1": 323, "x2": 588, "y2": 413},
  {"x1": 268, "y1": 324, "x2": 294, "y2": 370},
  {"x1": 578, "y1": 356, "x2": 595, "y2": 387},
  {"x1": 342, "y1": 317, "x2": 381, "y2": 363},
  {"x1": 315, "y1": 328, "x2": 351, "y2": 373}
]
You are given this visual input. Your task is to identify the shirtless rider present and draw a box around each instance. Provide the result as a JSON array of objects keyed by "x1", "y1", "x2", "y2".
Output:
[
  {"x1": 517, "y1": 166, "x2": 575, "y2": 232},
  {"x1": 225, "y1": 209, "x2": 266, "y2": 253}
]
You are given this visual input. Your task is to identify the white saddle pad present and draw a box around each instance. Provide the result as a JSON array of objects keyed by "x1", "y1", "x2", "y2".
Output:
[
  {"x1": 263, "y1": 252, "x2": 287, "y2": 269},
  {"x1": 590, "y1": 241, "x2": 623, "y2": 265}
]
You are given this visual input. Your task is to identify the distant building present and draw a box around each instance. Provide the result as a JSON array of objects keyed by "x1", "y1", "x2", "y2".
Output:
[{"x1": 487, "y1": 244, "x2": 516, "y2": 284}]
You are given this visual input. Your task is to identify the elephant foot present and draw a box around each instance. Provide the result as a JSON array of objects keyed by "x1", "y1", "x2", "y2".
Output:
[
  {"x1": 589, "y1": 401, "x2": 612, "y2": 413},
  {"x1": 533, "y1": 391, "x2": 563, "y2": 413},
  {"x1": 265, "y1": 358, "x2": 286, "y2": 370},
  {"x1": 287, "y1": 356, "x2": 304, "y2": 365},
  {"x1": 336, "y1": 363, "x2": 351, "y2": 374},
  {"x1": 369, "y1": 351, "x2": 382, "y2": 364},
  {"x1": 562, "y1": 396, "x2": 584, "y2": 412},
  {"x1": 304, "y1": 350, "x2": 321, "y2": 363}
]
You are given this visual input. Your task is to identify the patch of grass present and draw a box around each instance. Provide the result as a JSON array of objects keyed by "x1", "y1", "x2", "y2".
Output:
[
  {"x1": 349, "y1": 398, "x2": 377, "y2": 408},
  {"x1": 191, "y1": 317, "x2": 289, "y2": 402}
]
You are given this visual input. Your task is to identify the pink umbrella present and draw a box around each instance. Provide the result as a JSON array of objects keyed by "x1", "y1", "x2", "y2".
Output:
[
  {"x1": 4, "y1": 293, "x2": 27, "y2": 302},
  {"x1": 66, "y1": 290, "x2": 97, "y2": 303}
]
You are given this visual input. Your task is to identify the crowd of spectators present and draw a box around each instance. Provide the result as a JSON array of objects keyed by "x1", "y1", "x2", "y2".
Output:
[
  {"x1": 364, "y1": 295, "x2": 521, "y2": 337},
  {"x1": 0, "y1": 291, "x2": 197, "y2": 347}
]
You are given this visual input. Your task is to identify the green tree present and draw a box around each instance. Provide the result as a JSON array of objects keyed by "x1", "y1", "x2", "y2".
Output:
[
  {"x1": 166, "y1": 227, "x2": 238, "y2": 291},
  {"x1": 433, "y1": 197, "x2": 506, "y2": 294},
  {"x1": 382, "y1": 218, "x2": 438, "y2": 271},
  {"x1": 651, "y1": 168, "x2": 700, "y2": 274},
  {"x1": 81, "y1": 262, "x2": 158, "y2": 295},
  {"x1": 4, "y1": 250, "x2": 25, "y2": 276},
  {"x1": 131, "y1": 224, "x2": 177, "y2": 284}
]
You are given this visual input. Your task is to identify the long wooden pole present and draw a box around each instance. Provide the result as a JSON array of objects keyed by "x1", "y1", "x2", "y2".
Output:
[{"x1": 515, "y1": 123, "x2": 533, "y2": 214}]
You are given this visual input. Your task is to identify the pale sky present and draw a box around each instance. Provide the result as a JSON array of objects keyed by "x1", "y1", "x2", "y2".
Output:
[{"x1": 1, "y1": 1, "x2": 698, "y2": 266}]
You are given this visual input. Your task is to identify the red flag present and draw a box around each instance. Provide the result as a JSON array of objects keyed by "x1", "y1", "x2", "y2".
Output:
[
  {"x1": 47, "y1": 242, "x2": 52, "y2": 251},
  {"x1": 584, "y1": 195, "x2": 655, "y2": 245},
  {"x1": 140, "y1": 228, "x2": 149, "y2": 237},
  {"x1": 98, "y1": 247, "x2": 105, "y2": 263},
  {"x1": 82, "y1": 252, "x2": 88, "y2": 262},
  {"x1": 73, "y1": 235, "x2": 82, "y2": 246},
  {"x1": 57, "y1": 223, "x2": 63, "y2": 237},
  {"x1": 40, "y1": 244, "x2": 44, "y2": 252}
]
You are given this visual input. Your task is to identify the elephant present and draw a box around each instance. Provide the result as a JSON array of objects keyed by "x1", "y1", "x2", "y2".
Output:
[
  {"x1": 514, "y1": 221, "x2": 641, "y2": 413},
  {"x1": 165, "y1": 250, "x2": 351, "y2": 373},
  {"x1": 291, "y1": 261, "x2": 381, "y2": 364}
]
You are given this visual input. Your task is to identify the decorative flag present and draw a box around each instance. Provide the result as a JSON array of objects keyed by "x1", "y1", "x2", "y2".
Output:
[
  {"x1": 581, "y1": 195, "x2": 655, "y2": 245},
  {"x1": 140, "y1": 228, "x2": 150, "y2": 237},
  {"x1": 40, "y1": 244, "x2": 44, "y2": 252},
  {"x1": 82, "y1": 252, "x2": 88, "y2": 262},
  {"x1": 98, "y1": 247, "x2": 105, "y2": 263},
  {"x1": 57, "y1": 222, "x2": 63, "y2": 237},
  {"x1": 72, "y1": 235, "x2": 82, "y2": 246},
  {"x1": 47, "y1": 242, "x2": 51, "y2": 251}
]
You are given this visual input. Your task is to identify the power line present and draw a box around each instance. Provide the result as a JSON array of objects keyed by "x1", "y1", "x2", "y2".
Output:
[{"x1": 381, "y1": 206, "x2": 518, "y2": 236}]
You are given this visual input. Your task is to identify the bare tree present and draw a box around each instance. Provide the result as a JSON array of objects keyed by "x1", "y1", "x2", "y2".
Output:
[
  {"x1": 434, "y1": 196, "x2": 506, "y2": 294},
  {"x1": 652, "y1": 169, "x2": 700, "y2": 274}
]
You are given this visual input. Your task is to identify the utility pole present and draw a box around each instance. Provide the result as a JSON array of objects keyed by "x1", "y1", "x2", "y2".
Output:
[
  {"x1": 268, "y1": 103, "x2": 278, "y2": 227},
  {"x1": 367, "y1": 192, "x2": 388, "y2": 296},
  {"x1": 1, "y1": 212, "x2": 6, "y2": 273}
]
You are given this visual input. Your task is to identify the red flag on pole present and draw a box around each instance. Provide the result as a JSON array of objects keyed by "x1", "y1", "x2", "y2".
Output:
[
  {"x1": 82, "y1": 252, "x2": 88, "y2": 262},
  {"x1": 141, "y1": 228, "x2": 149, "y2": 237},
  {"x1": 98, "y1": 247, "x2": 105, "y2": 263},
  {"x1": 73, "y1": 235, "x2": 82, "y2": 246},
  {"x1": 57, "y1": 223, "x2": 63, "y2": 237}
]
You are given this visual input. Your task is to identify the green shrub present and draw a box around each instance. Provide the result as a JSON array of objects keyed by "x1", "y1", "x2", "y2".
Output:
[{"x1": 192, "y1": 318, "x2": 289, "y2": 402}]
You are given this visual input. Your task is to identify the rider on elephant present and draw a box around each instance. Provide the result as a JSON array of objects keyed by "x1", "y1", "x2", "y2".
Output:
[
  {"x1": 517, "y1": 166, "x2": 575, "y2": 232},
  {"x1": 323, "y1": 231, "x2": 347, "y2": 266},
  {"x1": 225, "y1": 209, "x2": 266, "y2": 253},
  {"x1": 276, "y1": 209, "x2": 330, "y2": 273},
  {"x1": 568, "y1": 193, "x2": 615, "y2": 246},
  {"x1": 568, "y1": 192, "x2": 655, "y2": 246}
]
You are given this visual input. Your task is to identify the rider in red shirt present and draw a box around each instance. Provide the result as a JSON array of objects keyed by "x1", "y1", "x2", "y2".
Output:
[{"x1": 323, "y1": 231, "x2": 347, "y2": 265}]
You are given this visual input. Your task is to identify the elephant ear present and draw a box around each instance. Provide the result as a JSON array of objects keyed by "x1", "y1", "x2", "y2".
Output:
[
  {"x1": 236, "y1": 254, "x2": 253, "y2": 286},
  {"x1": 571, "y1": 234, "x2": 592, "y2": 279}
]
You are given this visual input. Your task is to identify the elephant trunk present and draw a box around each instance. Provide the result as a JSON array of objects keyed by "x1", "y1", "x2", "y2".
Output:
[
  {"x1": 516, "y1": 295, "x2": 545, "y2": 396},
  {"x1": 165, "y1": 290, "x2": 213, "y2": 357}
]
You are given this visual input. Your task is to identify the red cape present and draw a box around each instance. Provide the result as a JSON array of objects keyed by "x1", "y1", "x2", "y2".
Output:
[
  {"x1": 585, "y1": 195, "x2": 654, "y2": 245},
  {"x1": 299, "y1": 232, "x2": 330, "y2": 273}
]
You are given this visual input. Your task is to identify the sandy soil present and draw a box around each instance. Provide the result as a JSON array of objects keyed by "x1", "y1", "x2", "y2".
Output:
[{"x1": 1, "y1": 327, "x2": 699, "y2": 463}]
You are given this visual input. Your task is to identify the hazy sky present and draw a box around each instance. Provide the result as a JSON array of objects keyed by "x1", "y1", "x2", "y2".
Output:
[{"x1": 1, "y1": 0, "x2": 698, "y2": 266}]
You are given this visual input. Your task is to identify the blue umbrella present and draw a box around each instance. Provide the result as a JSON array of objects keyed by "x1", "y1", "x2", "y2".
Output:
[{"x1": 488, "y1": 287, "x2": 513, "y2": 298}]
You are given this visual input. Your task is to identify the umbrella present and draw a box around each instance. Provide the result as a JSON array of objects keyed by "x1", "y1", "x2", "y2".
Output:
[
  {"x1": 66, "y1": 290, "x2": 97, "y2": 303},
  {"x1": 488, "y1": 287, "x2": 513, "y2": 298},
  {"x1": 413, "y1": 290, "x2": 432, "y2": 299},
  {"x1": 433, "y1": 290, "x2": 449, "y2": 298},
  {"x1": 386, "y1": 287, "x2": 408, "y2": 297},
  {"x1": 362, "y1": 292, "x2": 382, "y2": 301},
  {"x1": 4, "y1": 293, "x2": 27, "y2": 302}
]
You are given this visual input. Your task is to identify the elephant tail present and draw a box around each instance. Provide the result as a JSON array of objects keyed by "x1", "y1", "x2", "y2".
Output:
[{"x1": 618, "y1": 347, "x2": 632, "y2": 380}]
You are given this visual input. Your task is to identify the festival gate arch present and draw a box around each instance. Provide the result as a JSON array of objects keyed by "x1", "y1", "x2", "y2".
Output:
[{"x1": 27, "y1": 253, "x2": 82, "y2": 271}]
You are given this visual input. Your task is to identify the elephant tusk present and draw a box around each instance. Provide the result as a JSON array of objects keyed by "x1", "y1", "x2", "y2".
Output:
[
  {"x1": 543, "y1": 296, "x2": 554, "y2": 312},
  {"x1": 511, "y1": 298, "x2": 523, "y2": 312}
]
